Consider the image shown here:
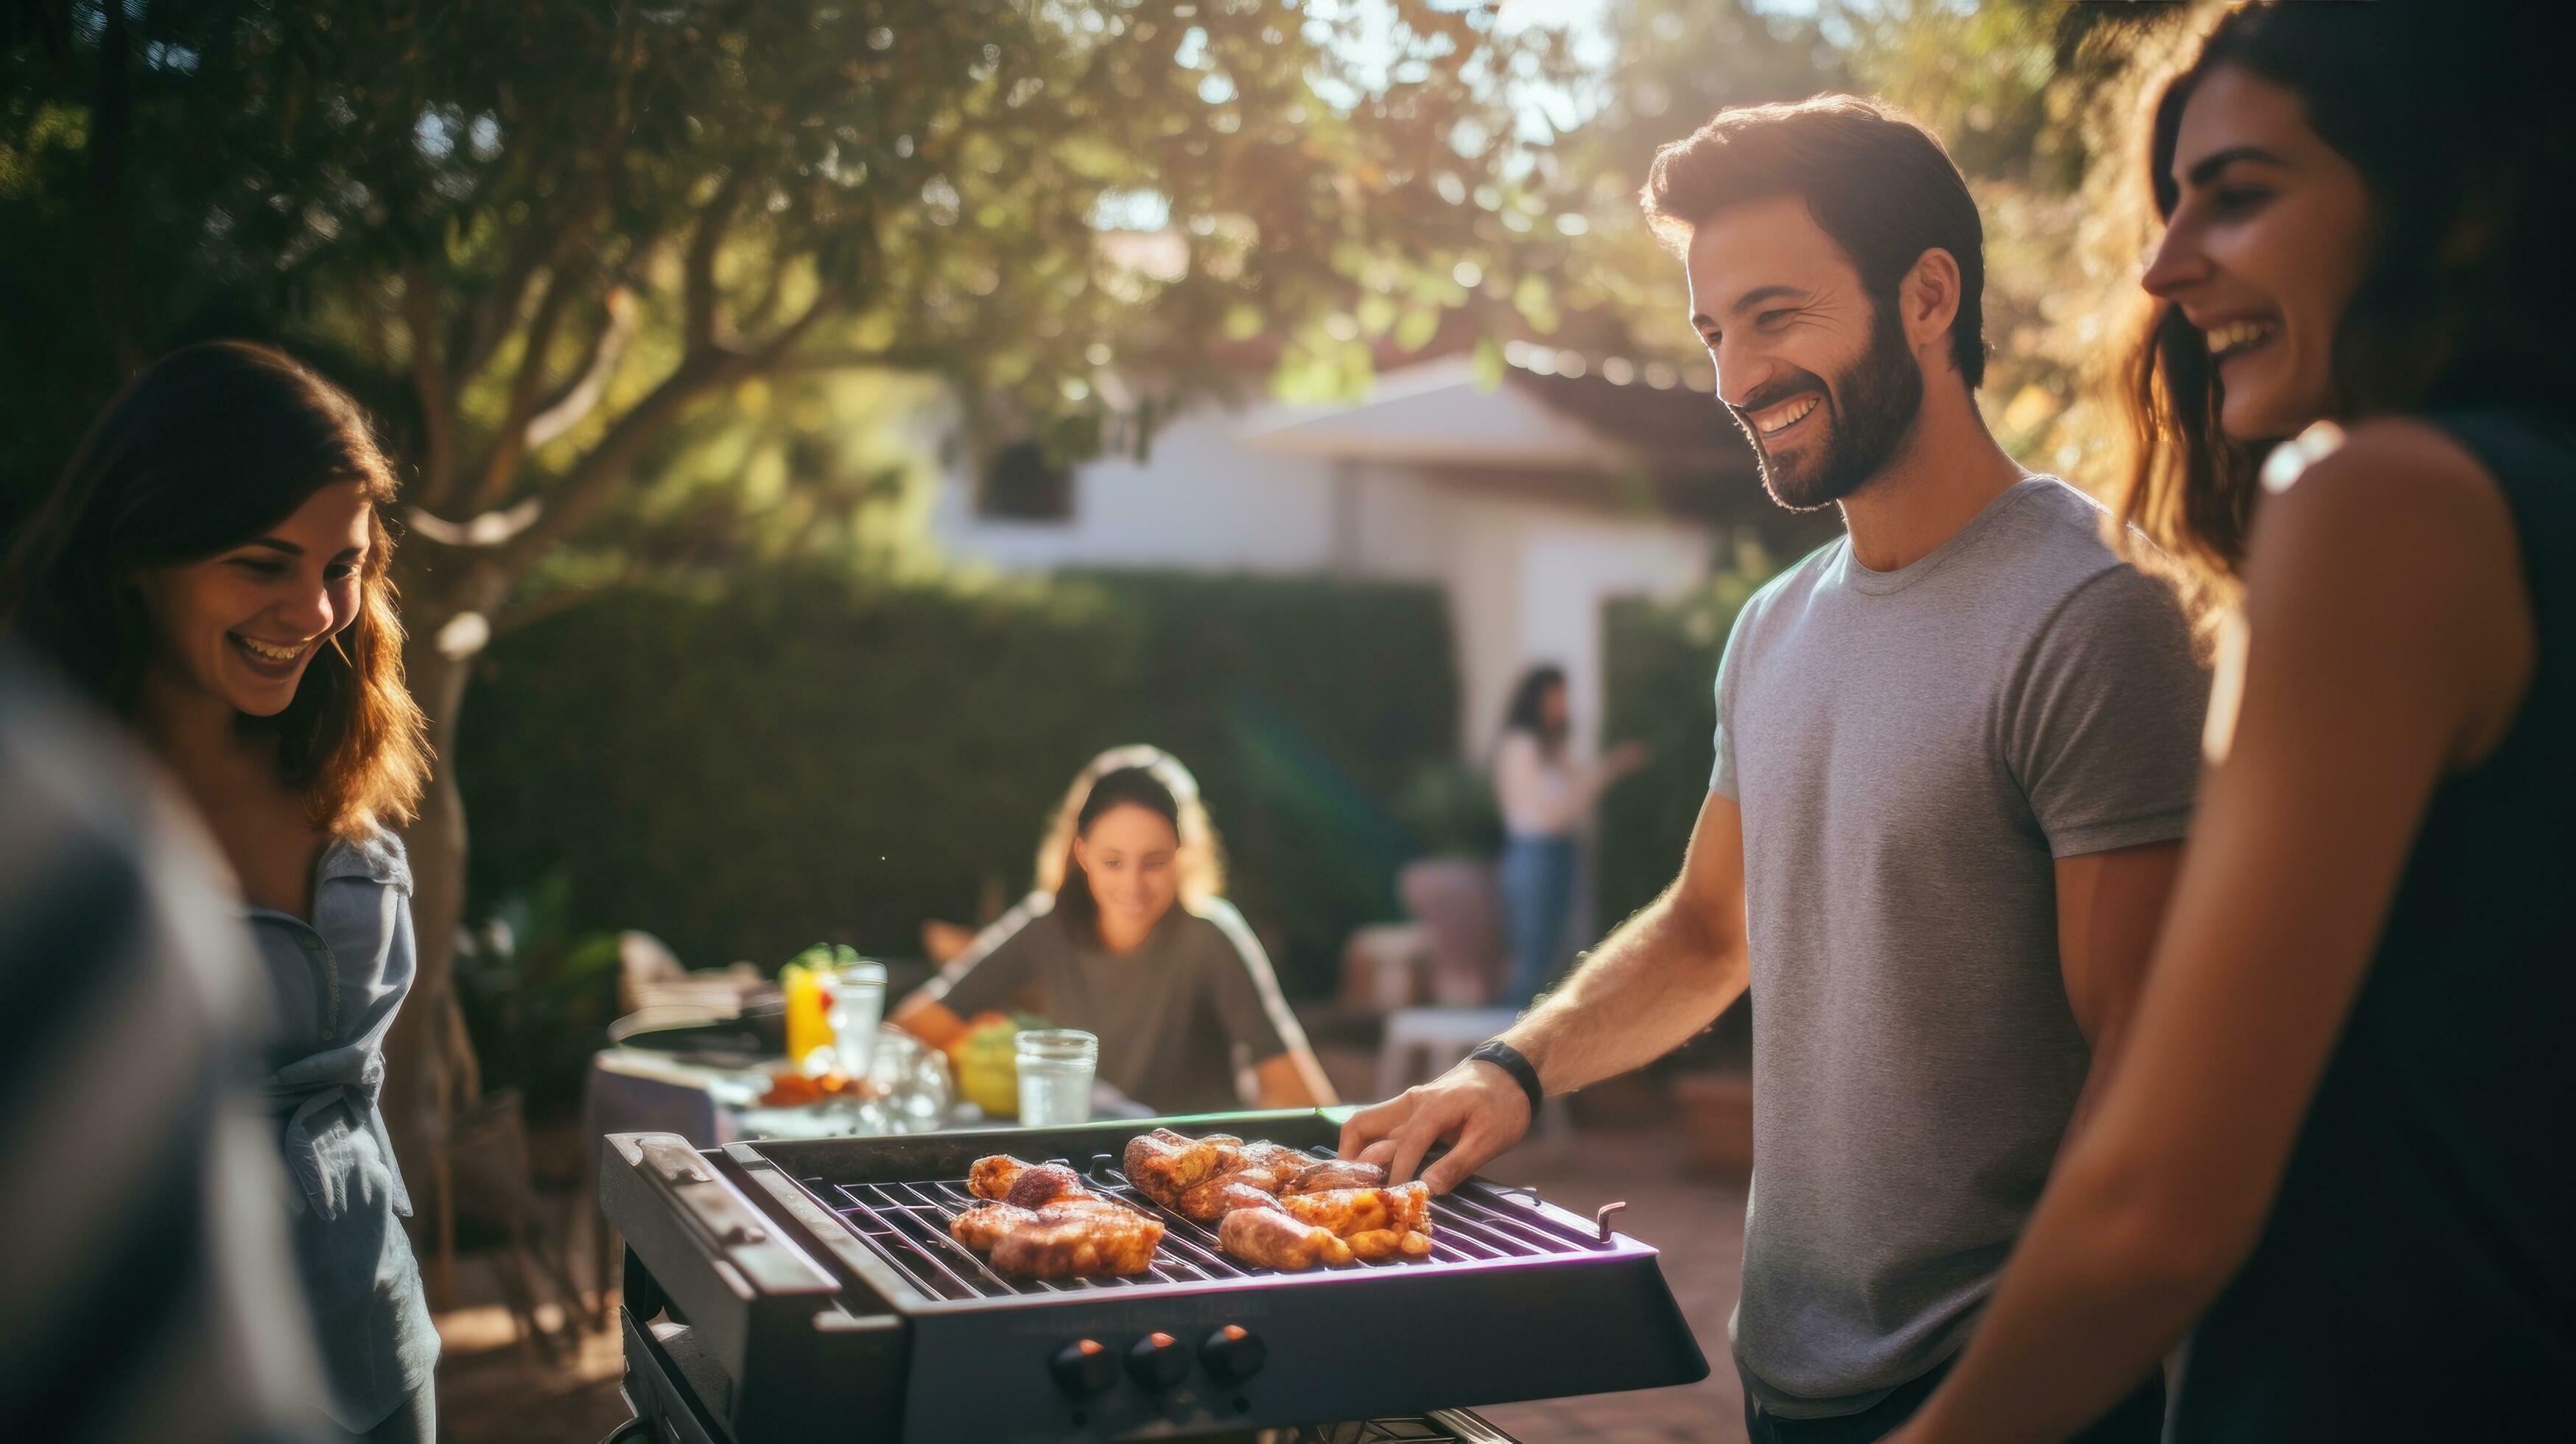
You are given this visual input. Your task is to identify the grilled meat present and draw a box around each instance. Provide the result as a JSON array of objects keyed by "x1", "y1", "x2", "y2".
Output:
[
  {"x1": 1199, "y1": 1179, "x2": 1290, "y2": 1219},
  {"x1": 954, "y1": 1154, "x2": 1166, "y2": 1277},
  {"x1": 1003, "y1": 1163, "x2": 1084, "y2": 1209},
  {"x1": 966, "y1": 1154, "x2": 1026, "y2": 1201},
  {"x1": 1275, "y1": 1182, "x2": 1432, "y2": 1239},
  {"x1": 1237, "y1": 1141, "x2": 1311, "y2": 1175},
  {"x1": 1284, "y1": 1158, "x2": 1386, "y2": 1195},
  {"x1": 989, "y1": 1199, "x2": 1165, "y2": 1278},
  {"x1": 1218, "y1": 1203, "x2": 1354, "y2": 1271},
  {"x1": 950, "y1": 1200, "x2": 1025, "y2": 1253},
  {"x1": 1127, "y1": 1134, "x2": 1433, "y2": 1269},
  {"x1": 1345, "y1": 1227, "x2": 1436, "y2": 1262},
  {"x1": 1174, "y1": 1163, "x2": 1291, "y2": 1222},
  {"x1": 1122, "y1": 1127, "x2": 1244, "y2": 1208},
  {"x1": 1135, "y1": 1133, "x2": 1335, "y2": 1221}
]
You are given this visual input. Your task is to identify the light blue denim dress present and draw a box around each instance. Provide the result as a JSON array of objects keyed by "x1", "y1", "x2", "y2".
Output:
[{"x1": 246, "y1": 828, "x2": 439, "y2": 1432}]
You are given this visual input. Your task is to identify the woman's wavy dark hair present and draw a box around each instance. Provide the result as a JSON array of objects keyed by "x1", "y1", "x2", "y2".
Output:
[
  {"x1": 1502, "y1": 664, "x2": 1569, "y2": 760},
  {"x1": 0, "y1": 341, "x2": 430, "y2": 837},
  {"x1": 2113, "y1": 0, "x2": 2576, "y2": 615}
]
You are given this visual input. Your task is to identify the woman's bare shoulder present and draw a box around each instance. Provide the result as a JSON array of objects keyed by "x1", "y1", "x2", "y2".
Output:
[{"x1": 2251, "y1": 418, "x2": 2517, "y2": 586}]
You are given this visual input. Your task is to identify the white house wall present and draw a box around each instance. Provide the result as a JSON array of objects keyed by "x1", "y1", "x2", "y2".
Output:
[
  {"x1": 933, "y1": 407, "x2": 1343, "y2": 572},
  {"x1": 931, "y1": 404, "x2": 1717, "y2": 764}
]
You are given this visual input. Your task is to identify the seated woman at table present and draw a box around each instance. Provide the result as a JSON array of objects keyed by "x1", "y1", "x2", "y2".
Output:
[
  {"x1": 0, "y1": 341, "x2": 438, "y2": 1441},
  {"x1": 893, "y1": 746, "x2": 1336, "y2": 1114}
]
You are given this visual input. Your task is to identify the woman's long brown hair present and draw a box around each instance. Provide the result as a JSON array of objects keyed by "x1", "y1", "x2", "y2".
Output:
[
  {"x1": 2108, "y1": 1, "x2": 2575, "y2": 620},
  {"x1": 0, "y1": 341, "x2": 431, "y2": 838}
]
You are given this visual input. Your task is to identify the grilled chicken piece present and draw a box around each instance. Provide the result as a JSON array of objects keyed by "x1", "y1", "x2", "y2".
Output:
[
  {"x1": 1284, "y1": 1158, "x2": 1386, "y2": 1195},
  {"x1": 988, "y1": 1199, "x2": 1166, "y2": 1279},
  {"x1": 1218, "y1": 1203, "x2": 1354, "y2": 1271},
  {"x1": 1238, "y1": 1141, "x2": 1311, "y2": 1174},
  {"x1": 967, "y1": 1154, "x2": 1027, "y2": 1201},
  {"x1": 1344, "y1": 1227, "x2": 1435, "y2": 1262},
  {"x1": 952, "y1": 1157, "x2": 1166, "y2": 1278},
  {"x1": 1276, "y1": 1182, "x2": 1432, "y2": 1239},
  {"x1": 1003, "y1": 1163, "x2": 1086, "y2": 1209},
  {"x1": 1174, "y1": 1162, "x2": 1295, "y2": 1222},
  {"x1": 950, "y1": 1200, "x2": 1028, "y2": 1253},
  {"x1": 1122, "y1": 1128, "x2": 1245, "y2": 1208},
  {"x1": 1194, "y1": 1179, "x2": 1290, "y2": 1221}
]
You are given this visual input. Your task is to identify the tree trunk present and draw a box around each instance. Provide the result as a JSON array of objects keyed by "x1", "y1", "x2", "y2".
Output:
[{"x1": 385, "y1": 553, "x2": 510, "y2": 1284}]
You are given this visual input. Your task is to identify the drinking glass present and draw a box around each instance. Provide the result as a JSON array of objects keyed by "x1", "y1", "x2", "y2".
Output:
[
  {"x1": 827, "y1": 959, "x2": 888, "y2": 1079},
  {"x1": 1014, "y1": 1028, "x2": 1098, "y2": 1127}
]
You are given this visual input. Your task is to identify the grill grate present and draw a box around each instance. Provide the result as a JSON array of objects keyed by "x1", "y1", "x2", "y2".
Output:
[{"x1": 819, "y1": 1146, "x2": 1609, "y2": 1303}]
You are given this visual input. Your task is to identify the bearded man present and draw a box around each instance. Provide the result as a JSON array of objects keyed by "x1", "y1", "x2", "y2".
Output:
[{"x1": 1343, "y1": 97, "x2": 2209, "y2": 1443}]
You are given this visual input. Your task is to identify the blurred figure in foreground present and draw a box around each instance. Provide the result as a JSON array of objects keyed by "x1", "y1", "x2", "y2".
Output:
[
  {"x1": 0, "y1": 645, "x2": 324, "y2": 1443},
  {"x1": 1, "y1": 343, "x2": 439, "y2": 1441},
  {"x1": 1491, "y1": 664, "x2": 1647, "y2": 1007},
  {"x1": 1894, "y1": 4, "x2": 2576, "y2": 1440},
  {"x1": 894, "y1": 746, "x2": 1336, "y2": 1113}
]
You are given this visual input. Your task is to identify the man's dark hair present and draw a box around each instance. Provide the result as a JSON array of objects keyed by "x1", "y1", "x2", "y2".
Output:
[{"x1": 1641, "y1": 94, "x2": 1987, "y2": 388}]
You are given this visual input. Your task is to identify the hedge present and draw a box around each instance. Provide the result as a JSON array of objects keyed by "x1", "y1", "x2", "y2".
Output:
[
  {"x1": 1596, "y1": 569, "x2": 1772, "y2": 931},
  {"x1": 453, "y1": 569, "x2": 1458, "y2": 996}
]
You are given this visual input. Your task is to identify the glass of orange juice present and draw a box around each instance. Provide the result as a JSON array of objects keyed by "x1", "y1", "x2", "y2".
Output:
[{"x1": 781, "y1": 961, "x2": 835, "y2": 1074}]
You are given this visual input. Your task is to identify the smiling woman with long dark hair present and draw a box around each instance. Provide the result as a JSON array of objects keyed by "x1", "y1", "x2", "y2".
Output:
[
  {"x1": 1887, "y1": 4, "x2": 2575, "y2": 1441},
  {"x1": 891, "y1": 746, "x2": 1336, "y2": 1114},
  {"x1": 1, "y1": 340, "x2": 440, "y2": 1441}
]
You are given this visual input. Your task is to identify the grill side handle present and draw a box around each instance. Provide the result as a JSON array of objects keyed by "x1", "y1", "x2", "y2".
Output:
[
  {"x1": 601, "y1": 1132, "x2": 841, "y2": 1375},
  {"x1": 722, "y1": 1142, "x2": 923, "y2": 1313},
  {"x1": 603, "y1": 1134, "x2": 913, "y2": 1441}
]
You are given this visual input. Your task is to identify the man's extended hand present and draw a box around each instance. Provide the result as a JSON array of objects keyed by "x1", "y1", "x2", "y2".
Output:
[{"x1": 1336, "y1": 1059, "x2": 1533, "y2": 1194}]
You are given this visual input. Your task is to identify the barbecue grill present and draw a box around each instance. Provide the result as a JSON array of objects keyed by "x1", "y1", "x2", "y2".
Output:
[{"x1": 599, "y1": 1110, "x2": 1708, "y2": 1441}]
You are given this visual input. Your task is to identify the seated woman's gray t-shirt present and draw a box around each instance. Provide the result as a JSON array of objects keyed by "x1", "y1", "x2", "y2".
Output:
[
  {"x1": 1712, "y1": 477, "x2": 2207, "y2": 1417},
  {"x1": 927, "y1": 894, "x2": 1300, "y2": 1115}
]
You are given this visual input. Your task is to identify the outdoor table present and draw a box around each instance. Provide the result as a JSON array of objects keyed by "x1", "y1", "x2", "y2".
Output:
[
  {"x1": 580, "y1": 1040, "x2": 1157, "y2": 1304},
  {"x1": 582, "y1": 1043, "x2": 1154, "y2": 1149}
]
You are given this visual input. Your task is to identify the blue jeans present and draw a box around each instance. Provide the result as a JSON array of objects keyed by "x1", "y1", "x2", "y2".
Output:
[{"x1": 1498, "y1": 833, "x2": 1577, "y2": 1007}]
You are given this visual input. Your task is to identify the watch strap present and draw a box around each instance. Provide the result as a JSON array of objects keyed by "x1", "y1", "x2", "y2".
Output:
[{"x1": 1465, "y1": 1039, "x2": 1545, "y2": 1116}]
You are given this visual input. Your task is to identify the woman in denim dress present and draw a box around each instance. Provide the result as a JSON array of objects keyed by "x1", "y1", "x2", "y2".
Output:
[{"x1": 1, "y1": 342, "x2": 440, "y2": 1440}]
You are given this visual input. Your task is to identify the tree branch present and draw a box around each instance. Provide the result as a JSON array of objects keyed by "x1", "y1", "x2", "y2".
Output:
[
  {"x1": 452, "y1": 41, "x2": 637, "y2": 389},
  {"x1": 460, "y1": 264, "x2": 575, "y2": 512},
  {"x1": 523, "y1": 285, "x2": 641, "y2": 450},
  {"x1": 497, "y1": 350, "x2": 730, "y2": 571},
  {"x1": 684, "y1": 169, "x2": 749, "y2": 354},
  {"x1": 403, "y1": 264, "x2": 460, "y2": 510},
  {"x1": 497, "y1": 284, "x2": 849, "y2": 573}
]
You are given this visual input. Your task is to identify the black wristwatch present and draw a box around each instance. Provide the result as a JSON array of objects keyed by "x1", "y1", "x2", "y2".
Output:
[{"x1": 1465, "y1": 1039, "x2": 1545, "y2": 1117}]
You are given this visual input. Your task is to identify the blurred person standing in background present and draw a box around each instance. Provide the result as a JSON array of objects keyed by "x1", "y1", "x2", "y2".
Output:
[
  {"x1": 1, "y1": 342, "x2": 440, "y2": 1442},
  {"x1": 1492, "y1": 664, "x2": 1647, "y2": 1007}
]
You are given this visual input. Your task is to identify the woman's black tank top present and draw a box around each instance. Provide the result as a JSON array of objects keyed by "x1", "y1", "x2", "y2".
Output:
[{"x1": 2172, "y1": 412, "x2": 2576, "y2": 1440}]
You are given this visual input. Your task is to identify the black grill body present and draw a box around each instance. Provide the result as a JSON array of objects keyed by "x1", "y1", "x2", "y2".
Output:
[{"x1": 600, "y1": 1110, "x2": 1709, "y2": 1442}]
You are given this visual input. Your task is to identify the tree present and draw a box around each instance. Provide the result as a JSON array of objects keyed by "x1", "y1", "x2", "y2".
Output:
[{"x1": 0, "y1": 0, "x2": 1576, "y2": 1208}]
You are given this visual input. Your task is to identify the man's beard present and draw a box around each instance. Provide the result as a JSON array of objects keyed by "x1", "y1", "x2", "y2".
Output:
[{"x1": 1732, "y1": 298, "x2": 1924, "y2": 511}]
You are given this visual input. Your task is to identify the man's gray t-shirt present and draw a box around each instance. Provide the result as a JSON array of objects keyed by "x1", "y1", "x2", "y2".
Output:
[
  {"x1": 926, "y1": 894, "x2": 1302, "y2": 1115},
  {"x1": 1712, "y1": 477, "x2": 2208, "y2": 1416}
]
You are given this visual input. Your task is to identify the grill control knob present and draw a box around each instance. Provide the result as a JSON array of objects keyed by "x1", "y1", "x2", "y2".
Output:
[
  {"x1": 1200, "y1": 1324, "x2": 1268, "y2": 1384},
  {"x1": 1127, "y1": 1331, "x2": 1193, "y2": 1389},
  {"x1": 1051, "y1": 1339, "x2": 1118, "y2": 1398}
]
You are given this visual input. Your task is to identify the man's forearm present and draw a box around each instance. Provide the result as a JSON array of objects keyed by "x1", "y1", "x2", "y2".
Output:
[{"x1": 1501, "y1": 887, "x2": 1747, "y2": 1094}]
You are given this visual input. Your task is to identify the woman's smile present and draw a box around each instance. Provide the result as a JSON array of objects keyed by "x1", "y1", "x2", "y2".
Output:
[{"x1": 228, "y1": 631, "x2": 315, "y2": 679}]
